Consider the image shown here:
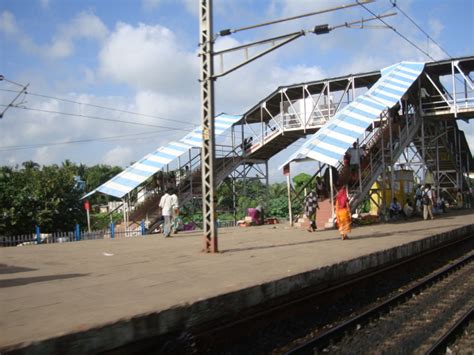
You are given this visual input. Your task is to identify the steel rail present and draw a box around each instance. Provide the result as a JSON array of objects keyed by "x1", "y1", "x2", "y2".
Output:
[
  {"x1": 286, "y1": 248, "x2": 473, "y2": 354},
  {"x1": 426, "y1": 307, "x2": 473, "y2": 355},
  {"x1": 192, "y1": 234, "x2": 472, "y2": 340}
]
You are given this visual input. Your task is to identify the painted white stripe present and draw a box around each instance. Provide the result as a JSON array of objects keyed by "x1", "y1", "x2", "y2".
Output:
[
  {"x1": 189, "y1": 132, "x2": 202, "y2": 139},
  {"x1": 389, "y1": 77, "x2": 412, "y2": 86},
  {"x1": 377, "y1": 89, "x2": 400, "y2": 99},
  {"x1": 344, "y1": 109, "x2": 375, "y2": 123},
  {"x1": 159, "y1": 147, "x2": 183, "y2": 156},
  {"x1": 148, "y1": 155, "x2": 173, "y2": 164},
  {"x1": 332, "y1": 119, "x2": 366, "y2": 134},
  {"x1": 216, "y1": 116, "x2": 238, "y2": 123},
  {"x1": 352, "y1": 101, "x2": 381, "y2": 116},
  {"x1": 325, "y1": 129, "x2": 356, "y2": 144},
  {"x1": 363, "y1": 96, "x2": 390, "y2": 109},
  {"x1": 134, "y1": 163, "x2": 158, "y2": 173},
  {"x1": 398, "y1": 66, "x2": 422, "y2": 75},
  {"x1": 181, "y1": 138, "x2": 202, "y2": 147},
  {"x1": 103, "y1": 181, "x2": 130, "y2": 193},
  {"x1": 317, "y1": 141, "x2": 347, "y2": 155},
  {"x1": 306, "y1": 150, "x2": 338, "y2": 167},
  {"x1": 215, "y1": 122, "x2": 230, "y2": 128},
  {"x1": 366, "y1": 93, "x2": 393, "y2": 107},
  {"x1": 383, "y1": 82, "x2": 407, "y2": 93},
  {"x1": 393, "y1": 71, "x2": 417, "y2": 80},
  {"x1": 170, "y1": 141, "x2": 193, "y2": 150},
  {"x1": 120, "y1": 171, "x2": 147, "y2": 183}
]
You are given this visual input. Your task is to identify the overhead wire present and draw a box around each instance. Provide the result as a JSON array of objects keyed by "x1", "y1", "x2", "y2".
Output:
[
  {"x1": 356, "y1": 0, "x2": 438, "y2": 61},
  {"x1": 388, "y1": 0, "x2": 452, "y2": 59},
  {"x1": 0, "y1": 130, "x2": 170, "y2": 152},
  {"x1": 0, "y1": 104, "x2": 197, "y2": 131},
  {"x1": 0, "y1": 87, "x2": 196, "y2": 127}
]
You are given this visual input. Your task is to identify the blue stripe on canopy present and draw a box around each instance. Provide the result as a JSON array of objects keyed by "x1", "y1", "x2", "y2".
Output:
[
  {"x1": 82, "y1": 113, "x2": 242, "y2": 199},
  {"x1": 280, "y1": 61, "x2": 425, "y2": 169}
]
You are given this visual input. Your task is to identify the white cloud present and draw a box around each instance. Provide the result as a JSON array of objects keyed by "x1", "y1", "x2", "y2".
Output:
[
  {"x1": 103, "y1": 146, "x2": 135, "y2": 166},
  {"x1": 142, "y1": 0, "x2": 161, "y2": 11},
  {"x1": 33, "y1": 147, "x2": 59, "y2": 165},
  {"x1": 428, "y1": 18, "x2": 444, "y2": 38},
  {"x1": 39, "y1": 0, "x2": 50, "y2": 9},
  {"x1": 0, "y1": 11, "x2": 108, "y2": 59},
  {"x1": 182, "y1": 0, "x2": 198, "y2": 17},
  {"x1": 99, "y1": 23, "x2": 199, "y2": 96},
  {"x1": 0, "y1": 11, "x2": 18, "y2": 35},
  {"x1": 47, "y1": 11, "x2": 108, "y2": 58}
]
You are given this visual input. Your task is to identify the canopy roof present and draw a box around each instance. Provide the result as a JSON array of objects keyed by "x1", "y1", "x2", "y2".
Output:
[
  {"x1": 83, "y1": 113, "x2": 241, "y2": 199},
  {"x1": 280, "y1": 61, "x2": 425, "y2": 169}
]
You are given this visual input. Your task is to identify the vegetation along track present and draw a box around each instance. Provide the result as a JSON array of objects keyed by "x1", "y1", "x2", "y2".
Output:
[{"x1": 287, "y1": 251, "x2": 473, "y2": 354}]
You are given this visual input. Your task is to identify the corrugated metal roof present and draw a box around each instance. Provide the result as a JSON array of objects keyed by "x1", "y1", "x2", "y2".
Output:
[
  {"x1": 83, "y1": 113, "x2": 241, "y2": 199},
  {"x1": 280, "y1": 61, "x2": 425, "y2": 168}
]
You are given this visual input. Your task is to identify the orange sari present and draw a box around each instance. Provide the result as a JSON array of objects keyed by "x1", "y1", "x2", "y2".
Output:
[
  {"x1": 335, "y1": 187, "x2": 351, "y2": 237},
  {"x1": 336, "y1": 200, "x2": 352, "y2": 236}
]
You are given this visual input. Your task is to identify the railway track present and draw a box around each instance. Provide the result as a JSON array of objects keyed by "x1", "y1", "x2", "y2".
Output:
[
  {"x1": 103, "y1": 236, "x2": 473, "y2": 354},
  {"x1": 286, "y1": 252, "x2": 473, "y2": 354}
]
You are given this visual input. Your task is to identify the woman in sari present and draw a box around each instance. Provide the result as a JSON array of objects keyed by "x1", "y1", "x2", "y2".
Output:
[{"x1": 335, "y1": 186, "x2": 351, "y2": 240}]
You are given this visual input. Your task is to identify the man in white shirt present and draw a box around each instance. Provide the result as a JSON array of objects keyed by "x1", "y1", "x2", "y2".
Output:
[
  {"x1": 159, "y1": 189, "x2": 177, "y2": 237},
  {"x1": 422, "y1": 184, "x2": 434, "y2": 220}
]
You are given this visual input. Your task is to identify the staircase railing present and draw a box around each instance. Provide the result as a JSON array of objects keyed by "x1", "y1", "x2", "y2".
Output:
[{"x1": 347, "y1": 111, "x2": 424, "y2": 211}]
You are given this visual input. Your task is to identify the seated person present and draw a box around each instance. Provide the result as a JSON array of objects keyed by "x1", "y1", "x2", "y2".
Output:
[
  {"x1": 403, "y1": 199, "x2": 414, "y2": 218},
  {"x1": 389, "y1": 197, "x2": 402, "y2": 219},
  {"x1": 437, "y1": 197, "x2": 447, "y2": 213}
]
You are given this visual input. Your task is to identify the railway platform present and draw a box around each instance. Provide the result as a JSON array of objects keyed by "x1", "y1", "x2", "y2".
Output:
[{"x1": 1, "y1": 210, "x2": 473, "y2": 354}]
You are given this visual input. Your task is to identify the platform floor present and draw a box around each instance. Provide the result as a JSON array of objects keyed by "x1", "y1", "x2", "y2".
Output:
[{"x1": 1, "y1": 210, "x2": 473, "y2": 353}]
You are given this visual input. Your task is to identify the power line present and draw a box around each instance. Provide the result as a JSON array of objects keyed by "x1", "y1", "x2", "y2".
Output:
[
  {"x1": 0, "y1": 130, "x2": 169, "y2": 152},
  {"x1": 356, "y1": 0, "x2": 437, "y2": 61},
  {"x1": 0, "y1": 104, "x2": 197, "y2": 131},
  {"x1": 388, "y1": 0, "x2": 452, "y2": 58},
  {"x1": 0, "y1": 87, "x2": 196, "y2": 126}
]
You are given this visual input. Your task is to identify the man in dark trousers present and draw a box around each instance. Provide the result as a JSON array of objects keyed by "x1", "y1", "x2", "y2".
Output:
[{"x1": 304, "y1": 190, "x2": 319, "y2": 232}]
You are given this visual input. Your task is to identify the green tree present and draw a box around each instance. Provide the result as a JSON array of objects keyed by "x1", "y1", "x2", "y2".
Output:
[
  {"x1": 292, "y1": 172, "x2": 315, "y2": 192},
  {"x1": 0, "y1": 162, "x2": 86, "y2": 235}
]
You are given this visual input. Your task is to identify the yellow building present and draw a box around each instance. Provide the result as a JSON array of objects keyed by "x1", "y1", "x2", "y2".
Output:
[{"x1": 370, "y1": 169, "x2": 415, "y2": 215}]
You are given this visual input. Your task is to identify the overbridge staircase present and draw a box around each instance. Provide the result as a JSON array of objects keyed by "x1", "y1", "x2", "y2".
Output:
[
  {"x1": 412, "y1": 120, "x2": 466, "y2": 198},
  {"x1": 289, "y1": 109, "x2": 424, "y2": 229},
  {"x1": 145, "y1": 144, "x2": 246, "y2": 233},
  {"x1": 345, "y1": 111, "x2": 424, "y2": 213}
]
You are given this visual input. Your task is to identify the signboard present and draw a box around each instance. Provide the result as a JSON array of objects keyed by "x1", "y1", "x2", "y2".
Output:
[
  {"x1": 84, "y1": 200, "x2": 90, "y2": 211},
  {"x1": 283, "y1": 164, "x2": 290, "y2": 176}
]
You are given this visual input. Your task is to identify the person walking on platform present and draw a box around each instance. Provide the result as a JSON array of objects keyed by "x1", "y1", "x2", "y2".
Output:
[
  {"x1": 159, "y1": 189, "x2": 176, "y2": 237},
  {"x1": 422, "y1": 184, "x2": 434, "y2": 220},
  {"x1": 335, "y1": 186, "x2": 351, "y2": 240},
  {"x1": 456, "y1": 189, "x2": 463, "y2": 209},
  {"x1": 304, "y1": 190, "x2": 319, "y2": 232}
]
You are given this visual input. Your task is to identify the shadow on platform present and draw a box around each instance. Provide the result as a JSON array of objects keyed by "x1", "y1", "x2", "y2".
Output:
[{"x1": 0, "y1": 273, "x2": 89, "y2": 288}]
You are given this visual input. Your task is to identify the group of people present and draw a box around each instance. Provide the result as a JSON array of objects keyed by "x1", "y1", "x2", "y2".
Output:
[
  {"x1": 303, "y1": 184, "x2": 351, "y2": 241},
  {"x1": 304, "y1": 181, "x2": 470, "y2": 242},
  {"x1": 158, "y1": 188, "x2": 180, "y2": 237}
]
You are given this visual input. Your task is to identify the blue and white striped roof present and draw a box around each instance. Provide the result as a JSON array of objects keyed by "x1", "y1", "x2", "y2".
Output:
[
  {"x1": 281, "y1": 61, "x2": 425, "y2": 169},
  {"x1": 83, "y1": 113, "x2": 241, "y2": 199}
]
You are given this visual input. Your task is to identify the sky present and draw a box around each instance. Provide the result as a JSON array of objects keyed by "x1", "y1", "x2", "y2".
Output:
[{"x1": 1, "y1": 0, "x2": 473, "y2": 183}]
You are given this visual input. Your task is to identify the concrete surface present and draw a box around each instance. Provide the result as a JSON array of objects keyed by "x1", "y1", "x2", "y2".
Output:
[{"x1": 1, "y1": 210, "x2": 473, "y2": 354}]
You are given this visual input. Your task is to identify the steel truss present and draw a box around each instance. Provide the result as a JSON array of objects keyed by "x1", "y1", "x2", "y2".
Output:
[{"x1": 199, "y1": 0, "x2": 217, "y2": 252}]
